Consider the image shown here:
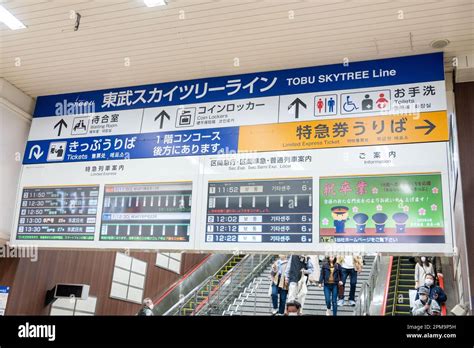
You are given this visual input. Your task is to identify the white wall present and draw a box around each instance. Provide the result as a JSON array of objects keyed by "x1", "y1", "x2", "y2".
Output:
[{"x1": 0, "y1": 79, "x2": 33, "y2": 242}]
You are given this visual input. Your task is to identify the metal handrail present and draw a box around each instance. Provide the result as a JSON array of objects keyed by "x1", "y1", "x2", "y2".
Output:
[
  {"x1": 391, "y1": 257, "x2": 401, "y2": 316},
  {"x1": 164, "y1": 254, "x2": 248, "y2": 316},
  {"x1": 230, "y1": 278, "x2": 262, "y2": 316},
  {"x1": 354, "y1": 254, "x2": 381, "y2": 316},
  {"x1": 163, "y1": 275, "x2": 212, "y2": 316},
  {"x1": 198, "y1": 254, "x2": 273, "y2": 316}
]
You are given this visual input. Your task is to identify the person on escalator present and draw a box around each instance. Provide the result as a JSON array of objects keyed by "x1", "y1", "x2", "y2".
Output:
[
  {"x1": 412, "y1": 286, "x2": 440, "y2": 316},
  {"x1": 414, "y1": 273, "x2": 447, "y2": 305},
  {"x1": 414, "y1": 256, "x2": 435, "y2": 289},
  {"x1": 137, "y1": 298, "x2": 154, "y2": 316},
  {"x1": 270, "y1": 255, "x2": 289, "y2": 315}
]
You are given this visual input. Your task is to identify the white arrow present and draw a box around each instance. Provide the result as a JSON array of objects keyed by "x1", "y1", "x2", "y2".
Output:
[{"x1": 29, "y1": 145, "x2": 44, "y2": 160}]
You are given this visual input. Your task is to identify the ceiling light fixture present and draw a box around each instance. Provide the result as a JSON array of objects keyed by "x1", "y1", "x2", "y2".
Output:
[
  {"x1": 144, "y1": 0, "x2": 168, "y2": 7},
  {"x1": 0, "y1": 5, "x2": 26, "y2": 30}
]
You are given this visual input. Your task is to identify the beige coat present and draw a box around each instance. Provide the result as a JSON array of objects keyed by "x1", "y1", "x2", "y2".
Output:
[{"x1": 271, "y1": 260, "x2": 289, "y2": 290}]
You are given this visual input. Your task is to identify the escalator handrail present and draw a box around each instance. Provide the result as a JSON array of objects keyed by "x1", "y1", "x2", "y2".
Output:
[
  {"x1": 194, "y1": 254, "x2": 273, "y2": 315},
  {"x1": 190, "y1": 255, "x2": 251, "y2": 315},
  {"x1": 381, "y1": 256, "x2": 394, "y2": 315},
  {"x1": 391, "y1": 257, "x2": 402, "y2": 315},
  {"x1": 437, "y1": 272, "x2": 447, "y2": 316},
  {"x1": 153, "y1": 254, "x2": 211, "y2": 306},
  {"x1": 163, "y1": 254, "x2": 242, "y2": 315}
]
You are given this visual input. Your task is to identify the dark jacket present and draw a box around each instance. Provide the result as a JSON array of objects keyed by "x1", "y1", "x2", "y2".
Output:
[
  {"x1": 319, "y1": 261, "x2": 343, "y2": 285},
  {"x1": 414, "y1": 284, "x2": 447, "y2": 304},
  {"x1": 287, "y1": 255, "x2": 310, "y2": 283},
  {"x1": 137, "y1": 306, "x2": 154, "y2": 316}
]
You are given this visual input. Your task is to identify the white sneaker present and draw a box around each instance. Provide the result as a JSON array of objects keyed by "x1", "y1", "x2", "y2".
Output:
[
  {"x1": 337, "y1": 299, "x2": 344, "y2": 306},
  {"x1": 326, "y1": 309, "x2": 331, "y2": 316},
  {"x1": 271, "y1": 309, "x2": 278, "y2": 315},
  {"x1": 349, "y1": 300, "x2": 356, "y2": 306}
]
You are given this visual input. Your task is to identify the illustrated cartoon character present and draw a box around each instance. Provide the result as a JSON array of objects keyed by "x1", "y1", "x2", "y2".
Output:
[
  {"x1": 392, "y1": 212, "x2": 409, "y2": 233},
  {"x1": 353, "y1": 213, "x2": 369, "y2": 233},
  {"x1": 372, "y1": 213, "x2": 388, "y2": 233},
  {"x1": 331, "y1": 206, "x2": 349, "y2": 233}
]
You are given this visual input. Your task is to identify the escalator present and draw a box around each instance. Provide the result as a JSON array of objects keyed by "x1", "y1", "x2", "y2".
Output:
[
  {"x1": 167, "y1": 254, "x2": 245, "y2": 315},
  {"x1": 384, "y1": 256, "x2": 415, "y2": 316}
]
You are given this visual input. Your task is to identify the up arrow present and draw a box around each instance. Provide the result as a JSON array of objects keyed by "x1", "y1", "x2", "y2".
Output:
[
  {"x1": 54, "y1": 119, "x2": 68, "y2": 136},
  {"x1": 154, "y1": 110, "x2": 170, "y2": 129},
  {"x1": 415, "y1": 119, "x2": 436, "y2": 135},
  {"x1": 288, "y1": 98, "x2": 307, "y2": 119}
]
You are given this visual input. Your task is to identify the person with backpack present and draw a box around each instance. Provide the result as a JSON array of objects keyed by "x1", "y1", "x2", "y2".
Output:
[
  {"x1": 137, "y1": 298, "x2": 154, "y2": 316},
  {"x1": 414, "y1": 273, "x2": 447, "y2": 305}
]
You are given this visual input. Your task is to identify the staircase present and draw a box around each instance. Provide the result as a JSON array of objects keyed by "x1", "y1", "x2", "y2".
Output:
[
  {"x1": 223, "y1": 256, "x2": 375, "y2": 316},
  {"x1": 384, "y1": 256, "x2": 416, "y2": 316}
]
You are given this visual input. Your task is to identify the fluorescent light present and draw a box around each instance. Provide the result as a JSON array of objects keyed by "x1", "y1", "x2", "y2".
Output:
[
  {"x1": 144, "y1": 0, "x2": 167, "y2": 7},
  {"x1": 0, "y1": 5, "x2": 26, "y2": 30}
]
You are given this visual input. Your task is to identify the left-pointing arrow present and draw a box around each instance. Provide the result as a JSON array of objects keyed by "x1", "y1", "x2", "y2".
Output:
[
  {"x1": 54, "y1": 118, "x2": 68, "y2": 136},
  {"x1": 29, "y1": 145, "x2": 44, "y2": 160}
]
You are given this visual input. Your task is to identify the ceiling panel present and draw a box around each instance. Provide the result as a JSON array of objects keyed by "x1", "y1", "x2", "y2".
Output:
[{"x1": 0, "y1": 0, "x2": 473, "y2": 97}]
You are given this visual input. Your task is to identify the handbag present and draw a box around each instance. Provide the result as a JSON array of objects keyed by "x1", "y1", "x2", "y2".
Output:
[
  {"x1": 338, "y1": 283, "x2": 345, "y2": 298},
  {"x1": 297, "y1": 275, "x2": 308, "y2": 299}
]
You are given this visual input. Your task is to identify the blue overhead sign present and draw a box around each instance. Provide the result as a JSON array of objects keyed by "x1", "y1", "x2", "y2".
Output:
[
  {"x1": 23, "y1": 127, "x2": 239, "y2": 164},
  {"x1": 23, "y1": 53, "x2": 446, "y2": 165},
  {"x1": 33, "y1": 53, "x2": 444, "y2": 117}
]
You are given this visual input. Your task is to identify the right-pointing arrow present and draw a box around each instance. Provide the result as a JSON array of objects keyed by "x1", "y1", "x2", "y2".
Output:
[{"x1": 415, "y1": 119, "x2": 436, "y2": 135}]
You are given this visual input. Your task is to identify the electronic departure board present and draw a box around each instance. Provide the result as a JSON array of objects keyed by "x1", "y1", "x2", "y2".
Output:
[
  {"x1": 205, "y1": 178, "x2": 313, "y2": 243},
  {"x1": 100, "y1": 182, "x2": 192, "y2": 242},
  {"x1": 17, "y1": 186, "x2": 99, "y2": 240}
]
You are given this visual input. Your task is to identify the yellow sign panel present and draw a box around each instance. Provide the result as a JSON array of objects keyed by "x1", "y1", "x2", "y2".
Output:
[{"x1": 238, "y1": 111, "x2": 448, "y2": 152}]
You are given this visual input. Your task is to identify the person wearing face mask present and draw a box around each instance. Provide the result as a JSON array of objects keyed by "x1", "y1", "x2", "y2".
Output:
[
  {"x1": 414, "y1": 256, "x2": 435, "y2": 289},
  {"x1": 137, "y1": 298, "x2": 154, "y2": 316},
  {"x1": 412, "y1": 286, "x2": 440, "y2": 316},
  {"x1": 414, "y1": 273, "x2": 447, "y2": 305},
  {"x1": 284, "y1": 301, "x2": 302, "y2": 316}
]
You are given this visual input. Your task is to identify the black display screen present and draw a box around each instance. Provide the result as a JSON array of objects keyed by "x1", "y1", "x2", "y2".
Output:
[
  {"x1": 205, "y1": 178, "x2": 313, "y2": 243},
  {"x1": 100, "y1": 182, "x2": 192, "y2": 242},
  {"x1": 17, "y1": 186, "x2": 99, "y2": 240}
]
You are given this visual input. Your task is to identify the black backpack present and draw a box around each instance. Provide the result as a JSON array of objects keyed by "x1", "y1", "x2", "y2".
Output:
[{"x1": 137, "y1": 306, "x2": 148, "y2": 316}]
